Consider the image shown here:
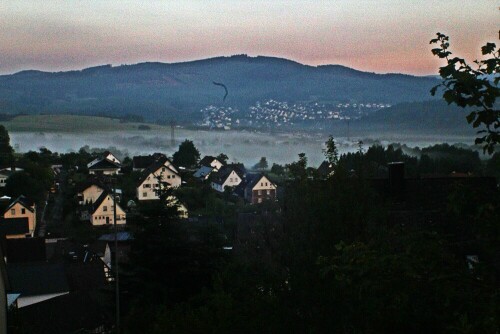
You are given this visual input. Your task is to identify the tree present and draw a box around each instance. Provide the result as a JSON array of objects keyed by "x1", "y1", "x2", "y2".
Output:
[
  {"x1": 323, "y1": 135, "x2": 339, "y2": 165},
  {"x1": 287, "y1": 153, "x2": 307, "y2": 180},
  {"x1": 430, "y1": 33, "x2": 499, "y2": 154},
  {"x1": 271, "y1": 163, "x2": 285, "y2": 176},
  {"x1": 172, "y1": 139, "x2": 200, "y2": 168},
  {"x1": 254, "y1": 157, "x2": 268, "y2": 170},
  {"x1": 216, "y1": 153, "x2": 229, "y2": 164},
  {"x1": 0, "y1": 125, "x2": 14, "y2": 166}
]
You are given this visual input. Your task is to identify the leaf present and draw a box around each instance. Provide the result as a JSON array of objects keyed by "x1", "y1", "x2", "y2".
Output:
[
  {"x1": 481, "y1": 43, "x2": 496, "y2": 55},
  {"x1": 465, "y1": 112, "x2": 476, "y2": 123}
]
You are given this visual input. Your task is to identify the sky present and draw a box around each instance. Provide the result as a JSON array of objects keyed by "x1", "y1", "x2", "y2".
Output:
[{"x1": 0, "y1": 0, "x2": 497, "y2": 75}]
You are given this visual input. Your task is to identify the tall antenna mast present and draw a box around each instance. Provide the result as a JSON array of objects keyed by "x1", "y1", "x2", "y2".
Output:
[{"x1": 170, "y1": 120, "x2": 175, "y2": 147}]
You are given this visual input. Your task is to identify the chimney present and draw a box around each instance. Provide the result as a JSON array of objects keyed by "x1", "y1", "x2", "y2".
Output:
[{"x1": 388, "y1": 162, "x2": 405, "y2": 194}]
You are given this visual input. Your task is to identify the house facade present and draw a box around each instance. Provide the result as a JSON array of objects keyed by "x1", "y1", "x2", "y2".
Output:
[
  {"x1": 88, "y1": 159, "x2": 121, "y2": 175},
  {"x1": 244, "y1": 174, "x2": 277, "y2": 204},
  {"x1": 136, "y1": 158, "x2": 181, "y2": 201},
  {"x1": 3, "y1": 196, "x2": 36, "y2": 236},
  {"x1": 199, "y1": 156, "x2": 224, "y2": 171},
  {"x1": 89, "y1": 192, "x2": 126, "y2": 226},
  {"x1": 211, "y1": 166, "x2": 243, "y2": 192},
  {"x1": 77, "y1": 184, "x2": 105, "y2": 205}
]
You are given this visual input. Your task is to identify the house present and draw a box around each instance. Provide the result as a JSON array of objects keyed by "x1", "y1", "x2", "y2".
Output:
[
  {"x1": 3, "y1": 196, "x2": 36, "y2": 237},
  {"x1": 88, "y1": 191, "x2": 126, "y2": 226},
  {"x1": 2, "y1": 238, "x2": 46, "y2": 263},
  {"x1": 210, "y1": 164, "x2": 245, "y2": 192},
  {"x1": 77, "y1": 182, "x2": 106, "y2": 205},
  {"x1": 88, "y1": 158, "x2": 121, "y2": 175},
  {"x1": 87, "y1": 151, "x2": 121, "y2": 168},
  {"x1": 132, "y1": 153, "x2": 167, "y2": 171},
  {"x1": 136, "y1": 157, "x2": 181, "y2": 200},
  {"x1": 244, "y1": 174, "x2": 277, "y2": 204},
  {"x1": 193, "y1": 165, "x2": 215, "y2": 181},
  {"x1": 317, "y1": 161, "x2": 335, "y2": 179},
  {"x1": 0, "y1": 217, "x2": 30, "y2": 239},
  {"x1": 166, "y1": 196, "x2": 189, "y2": 219},
  {"x1": 7, "y1": 262, "x2": 70, "y2": 308},
  {"x1": 199, "y1": 155, "x2": 225, "y2": 171}
]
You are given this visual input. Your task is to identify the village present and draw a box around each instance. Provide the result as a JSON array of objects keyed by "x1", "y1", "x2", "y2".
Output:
[
  {"x1": 0, "y1": 129, "x2": 498, "y2": 333},
  {"x1": 197, "y1": 99, "x2": 392, "y2": 130}
]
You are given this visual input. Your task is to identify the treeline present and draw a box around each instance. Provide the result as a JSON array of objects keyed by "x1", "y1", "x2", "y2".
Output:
[{"x1": 117, "y1": 138, "x2": 499, "y2": 333}]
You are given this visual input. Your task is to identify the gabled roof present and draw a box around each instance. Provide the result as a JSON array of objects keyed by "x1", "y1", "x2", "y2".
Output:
[
  {"x1": 0, "y1": 217, "x2": 30, "y2": 236},
  {"x1": 211, "y1": 164, "x2": 245, "y2": 185},
  {"x1": 317, "y1": 161, "x2": 334, "y2": 177},
  {"x1": 75, "y1": 179, "x2": 108, "y2": 193},
  {"x1": 88, "y1": 158, "x2": 121, "y2": 170},
  {"x1": 199, "y1": 155, "x2": 222, "y2": 167},
  {"x1": 136, "y1": 157, "x2": 179, "y2": 187},
  {"x1": 132, "y1": 155, "x2": 156, "y2": 169},
  {"x1": 244, "y1": 173, "x2": 276, "y2": 192},
  {"x1": 5, "y1": 195, "x2": 35, "y2": 213},
  {"x1": 90, "y1": 191, "x2": 111, "y2": 215},
  {"x1": 193, "y1": 165, "x2": 214, "y2": 178}
]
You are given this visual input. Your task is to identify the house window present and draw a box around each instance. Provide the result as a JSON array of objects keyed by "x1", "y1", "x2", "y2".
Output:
[
  {"x1": 143, "y1": 192, "x2": 147, "y2": 197},
  {"x1": 162, "y1": 167, "x2": 166, "y2": 172},
  {"x1": 265, "y1": 182, "x2": 268, "y2": 186},
  {"x1": 258, "y1": 198, "x2": 262, "y2": 203},
  {"x1": 10, "y1": 209, "x2": 15, "y2": 215},
  {"x1": 266, "y1": 190, "x2": 271, "y2": 195},
  {"x1": 258, "y1": 190, "x2": 262, "y2": 195},
  {"x1": 21, "y1": 208, "x2": 26, "y2": 214},
  {"x1": 172, "y1": 175, "x2": 175, "y2": 178},
  {"x1": 144, "y1": 184, "x2": 151, "y2": 188},
  {"x1": 261, "y1": 182, "x2": 264, "y2": 186},
  {"x1": 103, "y1": 206, "x2": 107, "y2": 212}
]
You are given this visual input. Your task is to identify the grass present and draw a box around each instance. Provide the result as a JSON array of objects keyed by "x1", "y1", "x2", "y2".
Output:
[{"x1": 1, "y1": 114, "x2": 166, "y2": 133}]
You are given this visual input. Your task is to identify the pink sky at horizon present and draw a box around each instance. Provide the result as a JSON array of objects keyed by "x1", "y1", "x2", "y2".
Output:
[{"x1": 0, "y1": 1, "x2": 497, "y2": 75}]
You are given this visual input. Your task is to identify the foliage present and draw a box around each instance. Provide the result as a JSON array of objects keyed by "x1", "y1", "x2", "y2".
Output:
[
  {"x1": 270, "y1": 163, "x2": 285, "y2": 176},
  {"x1": 254, "y1": 157, "x2": 269, "y2": 170},
  {"x1": 430, "y1": 33, "x2": 500, "y2": 154},
  {"x1": 323, "y1": 135, "x2": 339, "y2": 166},
  {"x1": 286, "y1": 153, "x2": 307, "y2": 180},
  {"x1": 216, "y1": 153, "x2": 229, "y2": 164},
  {"x1": 0, "y1": 124, "x2": 14, "y2": 166},
  {"x1": 173, "y1": 140, "x2": 200, "y2": 168}
]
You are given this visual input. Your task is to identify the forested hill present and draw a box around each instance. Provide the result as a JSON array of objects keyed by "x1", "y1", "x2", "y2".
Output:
[
  {"x1": 0, "y1": 55, "x2": 439, "y2": 123},
  {"x1": 359, "y1": 100, "x2": 473, "y2": 132}
]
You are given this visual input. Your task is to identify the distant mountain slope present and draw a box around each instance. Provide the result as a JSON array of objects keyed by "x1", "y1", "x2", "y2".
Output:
[
  {"x1": 358, "y1": 100, "x2": 473, "y2": 132},
  {"x1": 0, "y1": 55, "x2": 439, "y2": 123}
]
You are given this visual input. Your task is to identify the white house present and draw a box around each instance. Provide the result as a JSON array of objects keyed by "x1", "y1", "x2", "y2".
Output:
[
  {"x1": 88, "y1": 158, "x2": 121, "y2": 175},
  {"x1": 199, "y1": 156, "x2": 224, "y2": 171},
  {"x1": 244, "y1": 174, "x2": 277, "y2": 204},
  {"x1": 136, "y1": 158, "x2": 181, "y2": 201},
  {"x1": 89, "y1": 191, "x2": 126, "y2": 226},
  {"x1": 210, "y1": 165, "x2": 244, "y2": 192},
  {"x1": 77, "y1": 183, "x2": 105, "y2": 205}
]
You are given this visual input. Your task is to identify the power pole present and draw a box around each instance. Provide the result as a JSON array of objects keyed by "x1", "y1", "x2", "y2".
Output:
[{"x1": 113, "y1": 180, "x2": 120, "y2": 333}]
